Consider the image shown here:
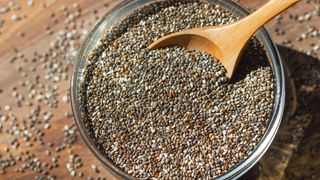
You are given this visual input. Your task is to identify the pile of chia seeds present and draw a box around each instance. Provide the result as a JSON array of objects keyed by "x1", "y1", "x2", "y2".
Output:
[{"x1": 79, "y1": 1, "x2": 275, "y2": 179}]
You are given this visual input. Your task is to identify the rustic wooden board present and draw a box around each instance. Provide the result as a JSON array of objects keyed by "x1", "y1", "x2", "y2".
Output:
[{"x1": 0, "y1": 0, "x2": 319, "y2": 179}]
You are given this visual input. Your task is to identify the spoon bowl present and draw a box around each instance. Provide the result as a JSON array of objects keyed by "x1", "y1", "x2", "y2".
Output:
[{"x1": 149, "y1": 0, "x2": 301, "y2": 78}]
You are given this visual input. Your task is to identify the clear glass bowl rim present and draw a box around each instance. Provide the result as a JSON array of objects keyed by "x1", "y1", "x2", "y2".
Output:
[{"x1": 70, "y1": 0, "x2": 286, "y2": 179}]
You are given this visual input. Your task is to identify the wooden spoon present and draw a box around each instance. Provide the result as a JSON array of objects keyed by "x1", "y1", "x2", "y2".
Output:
[{"x1": 148, "y1": 0, "x2": 300, "y2": 78}]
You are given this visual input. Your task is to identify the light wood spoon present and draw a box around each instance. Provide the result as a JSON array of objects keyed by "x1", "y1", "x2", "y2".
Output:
[{"x1": 148, "y1": 0, "x2": 300, "y2": 78}]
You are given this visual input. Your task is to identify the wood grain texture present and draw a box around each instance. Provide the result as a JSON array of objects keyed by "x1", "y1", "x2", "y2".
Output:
[
  {"x1": 0, "y1": 0, "x2": 319, "y2": 179},
  {"x1": 0, "y1": 0, "x2": 120, "y2": 179}
]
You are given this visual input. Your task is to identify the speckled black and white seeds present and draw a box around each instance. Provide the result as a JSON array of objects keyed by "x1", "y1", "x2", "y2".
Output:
[{"x1": 79, "y1": 1, "x2": 275, "y2": 179}]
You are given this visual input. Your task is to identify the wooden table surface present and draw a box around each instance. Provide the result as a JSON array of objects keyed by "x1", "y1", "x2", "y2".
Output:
[{"x1": 0, "y1": 0, "x2": 319, "y2": 179}]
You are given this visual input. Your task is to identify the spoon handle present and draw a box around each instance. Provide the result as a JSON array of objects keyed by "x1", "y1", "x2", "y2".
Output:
[{"x1": 240, "y1": 0, "x2": 301, "y2": 35}]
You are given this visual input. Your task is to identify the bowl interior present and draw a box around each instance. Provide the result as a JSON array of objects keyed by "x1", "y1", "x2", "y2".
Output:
[{"x1": 71, "y1": 0, "x2": 285, "y2": 179}]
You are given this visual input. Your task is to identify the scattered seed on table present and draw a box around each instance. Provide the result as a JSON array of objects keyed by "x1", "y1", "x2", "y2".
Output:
[
  {"x1": 27, "y1": 0, "x2": 34, "y2": 7},
  {"x1": 11, "y1": 14, "x2": 21, "y2": 22},
  {"x1": 91, "y1": 164, "x2": 99, "y2": 173}
]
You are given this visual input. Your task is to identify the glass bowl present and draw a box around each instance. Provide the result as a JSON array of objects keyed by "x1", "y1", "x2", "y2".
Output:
[{"x1": 71, "y1": 0, "x2": 285, "y2": 179}]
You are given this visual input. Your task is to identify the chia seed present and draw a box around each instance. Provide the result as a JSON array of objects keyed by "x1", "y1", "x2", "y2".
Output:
[{"x1": 79, "y1": 1, "x2": 275, "y2": 179}]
